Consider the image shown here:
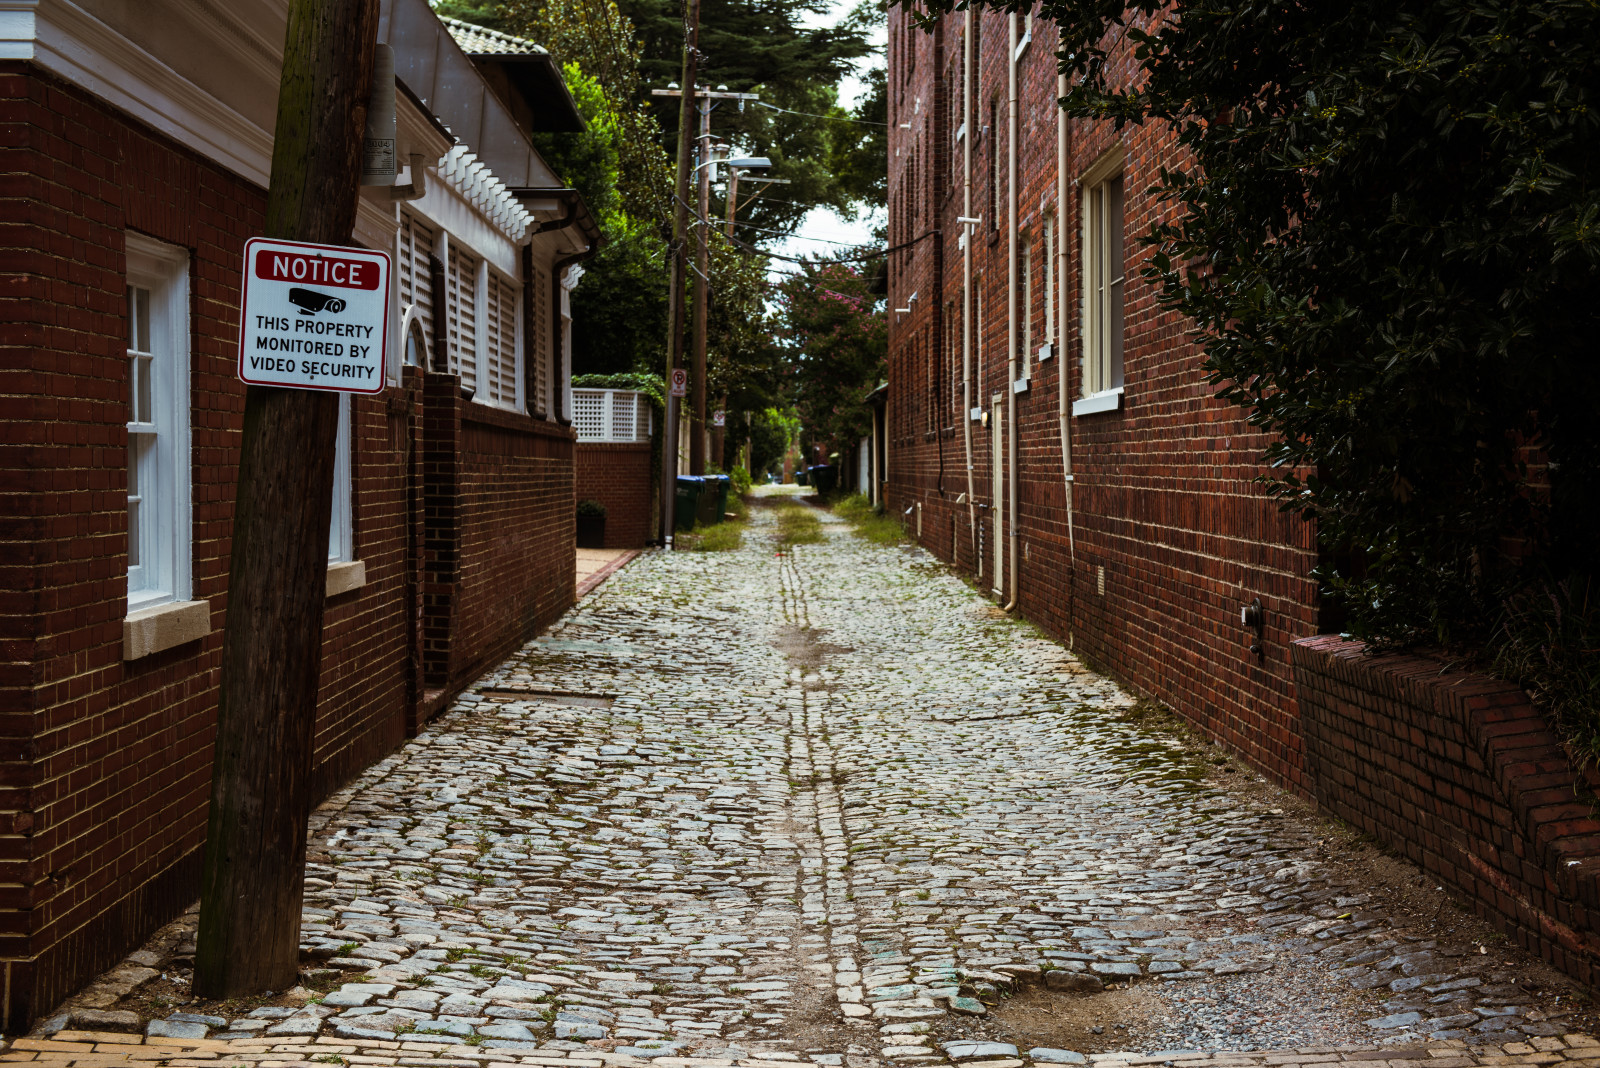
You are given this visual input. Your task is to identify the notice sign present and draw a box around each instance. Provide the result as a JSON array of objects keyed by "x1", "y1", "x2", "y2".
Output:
[
  {"x1": 238, "y1": 237, "x2": 391, "y2": 394},
  {"x1": 669, "y1": 368, "x2": 688, "y2": 398}
]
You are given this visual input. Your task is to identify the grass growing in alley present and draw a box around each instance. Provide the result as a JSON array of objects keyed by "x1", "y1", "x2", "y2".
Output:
[
  {"x1": 774, "y1": 500, "x2": 825, "y2": 545},
  {"x1": 832, "y1": 493, "x2": 906, "y2": 545},
  {"x1": 683, "y1": 494, "x2": 747, "y2": 551}
]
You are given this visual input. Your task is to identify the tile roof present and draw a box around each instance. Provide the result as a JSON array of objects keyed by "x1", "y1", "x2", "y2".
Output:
[{"x1": 438, "y1": 15, "x2": 546, "y2": 56}]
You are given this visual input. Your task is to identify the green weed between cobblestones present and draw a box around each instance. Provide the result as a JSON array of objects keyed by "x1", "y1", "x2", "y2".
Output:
[
  {"x1": 687, "y1": 521, "x2": 743, "y2": 551},
  {"x1": 682, "y1": 493, "x2": 748, "y2": 551},
  {"x1": 775, "y1": 501, "x2": 824, "y2": 545},
  {"x1": 831, "y1": 493, "x2": 905, "y2": 545}
]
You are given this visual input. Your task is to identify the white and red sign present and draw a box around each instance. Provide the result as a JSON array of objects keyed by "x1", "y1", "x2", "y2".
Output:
[
  {"x1": 669, "y1": 368, "x2": 688, "y2": 398},
  {"x1": 238, "y1": 237, "x2": 391, "y2": 394}
]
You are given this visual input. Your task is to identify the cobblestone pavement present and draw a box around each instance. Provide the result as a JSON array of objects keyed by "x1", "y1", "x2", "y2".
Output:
[{"x1": 27, "y1": 489, "x2": 1594, "y2": 1068}]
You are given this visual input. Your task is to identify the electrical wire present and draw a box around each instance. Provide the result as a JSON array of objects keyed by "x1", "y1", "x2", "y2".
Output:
[{"x1": 754, "y1": 101, "x2": 887, "y2": 127}]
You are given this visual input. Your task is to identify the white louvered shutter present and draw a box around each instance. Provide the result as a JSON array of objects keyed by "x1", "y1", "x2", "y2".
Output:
[{"x1": 448, "y1": 245, "x2": 478, "y2": 390}]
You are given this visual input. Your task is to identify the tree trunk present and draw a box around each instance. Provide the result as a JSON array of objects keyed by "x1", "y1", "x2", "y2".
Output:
[{"x1": 194, "y1": 0, "x2": 379, "y2": 998}]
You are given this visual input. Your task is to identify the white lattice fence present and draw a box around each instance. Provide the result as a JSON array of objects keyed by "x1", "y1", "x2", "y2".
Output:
[{"x1": 572, "y1": 389, "x2": 652, "y2": 442}]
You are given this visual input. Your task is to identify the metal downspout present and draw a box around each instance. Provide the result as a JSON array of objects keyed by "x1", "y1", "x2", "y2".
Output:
[
  {"x1": 961, "y1": 8, "x2": 977, "y2": 571},
  {"x1": 1055, "y1": 70, "x2": 1075, "y2": 647},
  {"x1": 1002, "y1": 12, "x2": 1020, "y2": 612}
]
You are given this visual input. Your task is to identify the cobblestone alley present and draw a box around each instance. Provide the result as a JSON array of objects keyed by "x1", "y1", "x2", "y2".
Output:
[{"x1": 18, "y1": 490, "x2": 1597, "y2": 1068}]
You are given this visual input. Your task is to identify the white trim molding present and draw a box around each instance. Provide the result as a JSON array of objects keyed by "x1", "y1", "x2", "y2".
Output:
[
  {"x1": 1, "y1": 0, "x2": 283, "y2": 187},
  {"x1": 1072, "y1": 385, "x2": 1124, "y2": 417}
]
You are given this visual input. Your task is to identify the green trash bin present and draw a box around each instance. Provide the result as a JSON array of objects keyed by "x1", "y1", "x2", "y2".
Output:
[
  {"x1": 701, "y1": 474, "x2": 731, "y2": 525},
  {"x1": 674, "y1": 476, "x2": 704, "y2": 532}
]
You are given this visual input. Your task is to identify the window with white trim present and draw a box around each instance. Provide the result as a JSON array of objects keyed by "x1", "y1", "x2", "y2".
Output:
[
  {"x1": 329, "y1": 393, "x2": 352, "y2": 563},
  {"x1": 481, "y1": 270, "x2": 521, "y2": 410},
  {"x1": 1081, "y1": 158, "x2": 1125, "y2": 399},
  {"x1": 1041, "y1": 211, "x2": 1056, "y2": 360},
  {"x1": 448, "y1": 243, "x2": 480, "y2": 392},
  {"x1": 1021, "y1": 234, "x2": 1033, "y2": 378},
  {"x1": 125, "y1": 235, "x2": 191, "y2": 612}
]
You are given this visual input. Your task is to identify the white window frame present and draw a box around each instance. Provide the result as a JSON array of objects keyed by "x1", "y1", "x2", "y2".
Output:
[
  {"x1": 1040, "y1": 210, "x2": 1055, "y2": 361},
  {"x1": 125, "y1": 234, "x2": 192, "y2": 614},
  {"x1": 1021, "y1": 234, "x2": 1033, "y2": 380},
  {"x1": 329, "y1": 393, "x2": 353, "y2": 564},
  {"x1": 1077, "y1": 147, "x2": 1126, "y2": 415}
]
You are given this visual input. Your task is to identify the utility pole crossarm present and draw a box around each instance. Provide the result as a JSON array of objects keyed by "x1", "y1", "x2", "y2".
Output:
[{"x1": 652, "y1": 89, "x2": 761, "y2": 101}]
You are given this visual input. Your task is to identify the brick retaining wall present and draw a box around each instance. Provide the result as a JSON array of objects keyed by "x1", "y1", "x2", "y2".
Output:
[
  {"x1": 1293, "y1": 636, "x2": 1600, "y2": 985},
  {"x1": 575, "y1": 442, "x2": 654, "y2": 549}
]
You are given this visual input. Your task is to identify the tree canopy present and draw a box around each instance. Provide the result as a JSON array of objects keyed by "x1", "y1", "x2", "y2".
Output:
[{"x1": 776, "y1": 260, "x2": 886, "y2": 463}]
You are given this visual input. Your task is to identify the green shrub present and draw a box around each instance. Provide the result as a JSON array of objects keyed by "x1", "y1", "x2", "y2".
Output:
[
  {"x1": 832, "y1": 493, "x2": 875, "y2": 523},
  {"x1": 1493, "y1": 578, "x2": 1600, "y2": 769},
  {"x1": 576, "y1": 498, "x2": 607, "y2": 518}
]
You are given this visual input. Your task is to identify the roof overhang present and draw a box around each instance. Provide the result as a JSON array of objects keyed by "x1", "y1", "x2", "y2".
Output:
[{"x1": 470, "y1": 52, "x2": 585, "y2": 133}]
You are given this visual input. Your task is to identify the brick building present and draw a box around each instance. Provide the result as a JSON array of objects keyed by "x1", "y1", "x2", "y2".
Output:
[
  {"x1": 883, "y1": 8, "x2": 1319, "y2": 786},
  {"x1": 0, "y1": 0, "x2": 597, "y2": 1030},
  {"x1": 884, "y1": 8, "x2": 1600, "y2": 986}
]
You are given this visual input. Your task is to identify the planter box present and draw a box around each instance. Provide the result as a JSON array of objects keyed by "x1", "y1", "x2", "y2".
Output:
[{"x1": 576, "y1": 514, "x2": 606, "y2": 549}]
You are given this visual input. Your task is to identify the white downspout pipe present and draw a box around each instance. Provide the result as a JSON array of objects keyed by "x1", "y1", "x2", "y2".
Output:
[
  {"x1": 1056, "y1": 70, "x2": 1075, "y2": 570},
  {"x1": 961, "y1": 9, "x2": 977, "y2": 573},
  {"x1": 1002, "y1": 11, "x2": 1020, "y2": 612}
]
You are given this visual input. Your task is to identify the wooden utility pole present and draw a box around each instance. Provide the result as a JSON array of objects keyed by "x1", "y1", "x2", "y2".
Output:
[
  {"x1": 660, "y1": 0, "x2": 699, "y2": 543},
  {"x1": 690, "y1": 106, "x2": 712, "y2": 476},
  {"x1": 195, "y1": 0, "x2": 379, "y2": 998},
  {"x1": 653, "y1": 85, "x2": 759, "y2": 481}
]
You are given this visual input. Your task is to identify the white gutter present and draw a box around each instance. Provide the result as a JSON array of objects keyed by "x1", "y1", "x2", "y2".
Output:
[
  {"x1": 1056, "y1": 70, "x2": 1075, "y2": 571},
  {"x1": 1002, "y1": 11, "x2": 1020, "y2": 612},
  {"x1": 961, "y1": 9, "x2": 978, "y2": 575}
]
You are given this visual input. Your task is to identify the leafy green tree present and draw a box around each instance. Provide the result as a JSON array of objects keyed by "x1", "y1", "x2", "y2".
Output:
[
  {"x1": 776, "y1": 260, "x2": 886, "y2": 461},
  {"x1": 826, "y1": 64, "x2": 887, "y2": 214}
]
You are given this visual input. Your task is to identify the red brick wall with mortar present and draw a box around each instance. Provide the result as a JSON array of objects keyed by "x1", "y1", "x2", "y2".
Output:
[
  {"x1": 575, "y1": 442, "x2": 654, "y2": 549},
  {"x1": 1293, "y1": 636, "x2": 1600, "y2": 985},
  {"x1": 0, "y1": 65, "x2": 576, "y2": 1031},
  {"x1": 450, "y1": 405, "x2": 575, "y2": 689},
  {"x1": 884, "y1": 14, "x2": 1319, "y2": 790}
]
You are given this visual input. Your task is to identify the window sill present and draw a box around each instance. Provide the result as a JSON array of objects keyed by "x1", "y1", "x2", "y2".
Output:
[
  {"x1": 326, "y1": 559, "x2": 367, "y2": 599},
  {"x1": 124, "y1": 599, "x2": 210, "y2": 661},
  {"x1": 1072, "y1": 386, "x2": 1124, "y2": 416},
  {"x1": 1012, "y1": 377, "x2": 1030, "y2": 394}
]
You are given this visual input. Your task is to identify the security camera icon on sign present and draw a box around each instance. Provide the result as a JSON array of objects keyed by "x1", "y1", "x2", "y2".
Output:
[{"x1": 289, "y1": 287, "x2": 347, "y2": 316}]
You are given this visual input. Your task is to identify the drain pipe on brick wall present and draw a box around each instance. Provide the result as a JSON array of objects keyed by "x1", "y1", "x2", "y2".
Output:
[
  {"x1": 1055, "y1": 71, "x2": 1075, "y2": 569},
  {"x1": 960, "y1": 9, "x2": 978, "y2": 573},
  {"x1": 1002, "y1": 11, "x2": 1021, "y2": 612},
  {"x1": 1055, "y1": 70, "x2": 1075, "y2": 648}
]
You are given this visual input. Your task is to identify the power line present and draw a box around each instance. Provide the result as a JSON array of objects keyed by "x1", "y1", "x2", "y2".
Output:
[{"x1": 755, "y1": 100, "x2": 887, "y2": 127}]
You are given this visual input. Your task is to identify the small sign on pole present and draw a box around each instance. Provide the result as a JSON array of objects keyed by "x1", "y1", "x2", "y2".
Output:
[
  {"x1": 713, "y1": 409, "x2": 725, "y2": 427},
  {"x1": 669, "y1": 368, "x2": 689, "y2": 398},
  {"x1": 238, "y1": 237, "x2": 391, "y2": 394}
]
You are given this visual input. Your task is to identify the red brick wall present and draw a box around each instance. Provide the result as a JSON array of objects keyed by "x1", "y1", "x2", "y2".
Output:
[
  {"x1": 0, "y1": 64, "x2": 575, "y2": 1031},
  {"x1": 452, "y1": 404, "x2": 575, "y2": 686},
  {"x1": 884, "y1": 12, "x2": 1319, "y2": 789},
  {"x1": 1294, "y1": 636, "x2": 1600, "y2": 986},
  {"x1": 575, "y1": 442, "x2": 653, "y2": 548}
]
